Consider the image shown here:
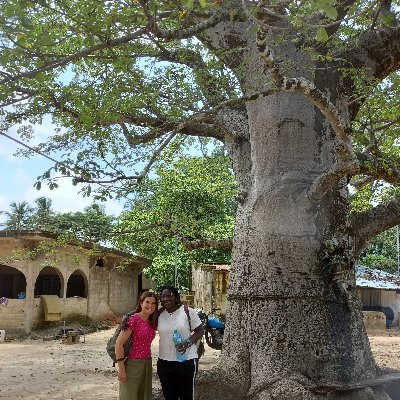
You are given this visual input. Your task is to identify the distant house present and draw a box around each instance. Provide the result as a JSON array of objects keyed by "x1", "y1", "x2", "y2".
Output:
[
  {"x1": 191, "y1": 263, "x2": 230, "y2": 320},
  {"x1": 0, "y1": 230, "x2": 150, "y2": 333},
  {"x1": 356, "y1": 266, "x2": 400, "y2": 328},
  {"x1": 192, "y1": 263, "x2": 400, "y2": 328}
]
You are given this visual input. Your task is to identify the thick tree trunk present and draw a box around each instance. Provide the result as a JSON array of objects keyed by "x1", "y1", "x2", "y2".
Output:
[{"x1": 194, "y1": 92, "x2": 390, "y2": 400}]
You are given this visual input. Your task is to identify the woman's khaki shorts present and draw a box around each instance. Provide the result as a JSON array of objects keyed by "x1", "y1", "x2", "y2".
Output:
[{"x1": 119, "y1": 358, "x2": 152, "y2": 400}]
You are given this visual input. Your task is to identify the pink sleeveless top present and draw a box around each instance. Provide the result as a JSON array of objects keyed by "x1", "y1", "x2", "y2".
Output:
[{"x1": 128, "y1": 313, "x2": 156, "y2": 359}]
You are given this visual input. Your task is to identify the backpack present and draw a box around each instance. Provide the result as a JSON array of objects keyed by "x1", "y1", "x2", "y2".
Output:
[{"x1": 106, "y1": 311, "x2": 136, "y2": 366}]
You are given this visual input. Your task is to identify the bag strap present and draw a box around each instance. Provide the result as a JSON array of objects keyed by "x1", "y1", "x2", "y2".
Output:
[
  {"x1": 125, "y1": 313, "x2": 137, "y2": 360},
  {"x1": 184, "y1": 304, "x2": 192, "y2": 331}
]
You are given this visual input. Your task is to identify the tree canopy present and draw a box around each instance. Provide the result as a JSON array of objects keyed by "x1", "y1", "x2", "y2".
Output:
[
  {"x1": 0, "y1": 0, "x2": 400, "y2": 228},
  {"x1": 113, "y1": 153, "x2": 235, "y2": 287},
  {"x1": 0, "y1": 200, "x2": 34, "y2": 230}
]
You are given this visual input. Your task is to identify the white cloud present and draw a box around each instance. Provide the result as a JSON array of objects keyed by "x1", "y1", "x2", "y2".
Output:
[
  {"x1": 0, "y1": 117, "x2": 124, "y2": 223},
  {"x1": 0, "y1": 168, "x2": 124, "y2": 222}
]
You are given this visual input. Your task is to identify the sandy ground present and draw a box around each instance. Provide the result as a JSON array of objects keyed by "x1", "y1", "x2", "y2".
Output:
[
  {"x1": 0, "y1": 328, "x2": 219, "y2": 400},
  {"x1": 0, "y1": 328, "x2": 399, "y2": 400}
]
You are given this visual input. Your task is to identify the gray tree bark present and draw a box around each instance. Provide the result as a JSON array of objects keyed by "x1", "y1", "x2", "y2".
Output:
[{"x1": 186, "y1": 9, "x2": 400, "y2": 400}]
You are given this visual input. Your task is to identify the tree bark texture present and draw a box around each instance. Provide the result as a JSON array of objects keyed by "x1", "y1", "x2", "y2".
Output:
[
  {"x1": 192, "y1": 18, "x2": 394, "y2": 400},
  {"x1": 210, "y1": 95, "x2": 379, "y2": 400}
]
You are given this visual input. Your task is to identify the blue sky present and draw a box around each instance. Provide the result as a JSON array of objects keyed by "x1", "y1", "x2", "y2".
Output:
[{"x1": 0, "y1": 118, "x2": 124, "y2": 226}]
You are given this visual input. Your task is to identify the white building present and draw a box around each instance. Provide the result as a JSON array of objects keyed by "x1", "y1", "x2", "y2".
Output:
[{"x1": 357, "y1": 265, "x2": 400, "y2": 328}]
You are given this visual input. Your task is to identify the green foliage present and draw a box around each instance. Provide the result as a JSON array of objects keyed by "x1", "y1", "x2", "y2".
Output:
[
  {"x1": 359, "y1": 227, "x2": 399, "y2": 274},
  {"x1": 113, "y1": 154, "x2": 236, "y2": 288},
  {"x1": 0, "y1": 201, "x2": 34, "y2": 230},
  {"x1": 1, "y1": 197, "x2": 116, "y2": 244},
  {"x1": 43, "y1": 203, "x2": 116, "y2": 243}
]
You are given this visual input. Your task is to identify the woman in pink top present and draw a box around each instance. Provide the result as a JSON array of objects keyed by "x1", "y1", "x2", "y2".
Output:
[{"x1": 115, "y1": 290, "x2": 158, "y2": 400}]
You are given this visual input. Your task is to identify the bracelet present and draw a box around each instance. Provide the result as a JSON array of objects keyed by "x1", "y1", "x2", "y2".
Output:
[
  {"x1": 116, "y1": 357, "x2": 125, "y2": 362},
  {"x1": 185, "y1": 339, "x2": 192, "y2": 348}
]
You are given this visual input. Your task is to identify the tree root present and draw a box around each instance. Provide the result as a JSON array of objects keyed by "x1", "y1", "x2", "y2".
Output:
[{"x1": 152, "y1": 368, "x2": 399, "y2": 399}]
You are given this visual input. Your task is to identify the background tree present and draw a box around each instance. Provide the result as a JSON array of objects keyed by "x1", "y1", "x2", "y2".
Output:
[
  {"x1": 37, "y1": 203, "x2": 116, "y2": 243},
  {"x1": 1, "y1": 198, "x2": 115, "y2": 244},
  {"x1": 114, "y1": 153, "x2": 235, "y2": 288},
  {"x1": 358, "y1": 227, "x2": 399, "y2": 273},
  {"x1": 2, "y1": 1, "x2": 400, "y2": 399},
  {"x1": 30, "y1": 196, "x2": 55, "y2": 229},
  {"x1": 0, "y1": 201, "x2": 34, "y2": 231}
]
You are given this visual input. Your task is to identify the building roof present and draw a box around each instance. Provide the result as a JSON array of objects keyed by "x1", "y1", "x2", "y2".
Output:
[
  {"x1": 356, "y1": 265, "x2": 400, "y2": 290},
  {"x1": 0, "y1": 230, "x2": 150, "y2": 264}
]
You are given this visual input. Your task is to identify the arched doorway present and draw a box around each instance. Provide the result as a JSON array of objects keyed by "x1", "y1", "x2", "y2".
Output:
[
  {"x1": 34, "y1": 266, "x2": 64, "y2": 297},
  {"x1": 0, "y1": 265, "x2": 27, "y2": 299},
  {"x1": 66, "y1": 270, "x2": 87, "y2": 298}
]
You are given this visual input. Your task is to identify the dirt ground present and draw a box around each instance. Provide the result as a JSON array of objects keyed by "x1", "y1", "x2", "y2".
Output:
[
  {"x1": 0, "y1": 327, "x2": 219, "y2": 400},
  {"x1": 0, "y1": 328, "x2": 399, "y2": 400}
]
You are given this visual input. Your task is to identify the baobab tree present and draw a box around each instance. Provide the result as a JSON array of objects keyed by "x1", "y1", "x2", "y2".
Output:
[{"x1": 1, "y1": 1, "x2": 400, "y2": 399}]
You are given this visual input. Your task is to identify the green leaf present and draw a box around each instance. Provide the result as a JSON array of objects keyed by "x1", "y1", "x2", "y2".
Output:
[
  {"x1": 19, "y1": 16, "x2": 34, "y2": 30},
  {"x1": 185, "y1": 0, "x2": 194, "y2": 10},
  {"x1": 148, "y1": 0, "x2": 157, "y2": 13},
  {"x1": 229, "y1": 9, "x2": 238, "y2": 21},
  {"x1": 316, "y1": 27, "x2": 329, "y2": 42},
  {"x1": 322, "y1": 4, "x2": 338, "y2": 20}
]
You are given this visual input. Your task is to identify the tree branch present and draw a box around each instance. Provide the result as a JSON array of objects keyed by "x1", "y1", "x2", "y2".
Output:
[
  {"x1": 352, "y1": 199, "x2": 400, "y2": 255},
  {"x1": 151, "y1": 41, "x2": 229, "y2": 106},
  {"x1": 181, "y1": 237, "x2": 233, "y2": 251},
  {"x1": 350, "y1": 175, "x2": 375, "y2": 189},
  {"x1": 306, "y1": 160, "x2": 360, "y2": 202},
  {"x1": 342, "y1": 26, "x2": 400, "y2": 81},
  {"x1": 113, "y1": 222, "x2": 170, "y2": 236},
  {"x1": 324, "y1": 0, "x2": 360, "y2": 36},
  {"x1": 26, "y1": 89, "x2": 222, "y2": 143},
  {"x1": 73, "y1": 132, "x2": 177, "y2": 185},
  {"x1": 0, "y1": 29, "x2": 148, "y2": 84},
  {"x1": 114, "y1": 223, "x2": 233, "y2": 251},
  {"x1": 138, "y1": 1, "x2": 229, "y2": 40},
  {"x1": 356, "y1": 151, "x2": 400, "y2": 186}
]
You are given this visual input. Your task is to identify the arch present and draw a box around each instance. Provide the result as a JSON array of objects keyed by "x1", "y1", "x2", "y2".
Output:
[
  {"x1": 34, "y1": 266, "x2": 64, "y2": 298},
  {"x1": 0, "y1": 265, "x2": 27, "y2": 299},
  {"x1": 66, "y1": 269, "x2": 88, "y2": 298}
]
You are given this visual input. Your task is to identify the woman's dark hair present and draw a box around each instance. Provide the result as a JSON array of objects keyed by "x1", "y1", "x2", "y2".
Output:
[
  {"x1": 159, "y1": 285, "x2": 181, "y2": 305},
  {"x1": 121, "y1": 290, "x2": 158, "y2": 330}
]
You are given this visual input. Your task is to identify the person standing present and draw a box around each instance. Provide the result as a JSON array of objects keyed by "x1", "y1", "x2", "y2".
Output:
[
  {"x1": 157, "y1": 285, "x2": 204, "y2": 400},
  {"x1": 115, "y1": 290, "x2": 158, "y2": 400}
]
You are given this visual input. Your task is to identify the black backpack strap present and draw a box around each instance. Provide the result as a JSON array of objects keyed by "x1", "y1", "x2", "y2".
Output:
[{"x1": 184, "y1": 304, "x2": 192, "y2": 331}]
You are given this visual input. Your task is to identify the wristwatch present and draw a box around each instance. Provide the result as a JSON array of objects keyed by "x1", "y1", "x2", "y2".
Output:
[{"x1": 185, "y1": 339, "x2": 192, "y2": 348}]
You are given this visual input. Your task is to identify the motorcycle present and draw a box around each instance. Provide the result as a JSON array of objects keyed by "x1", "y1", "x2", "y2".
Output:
[{"x1": 197, "y1": 307, "x2": 225, "y2": 351}]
